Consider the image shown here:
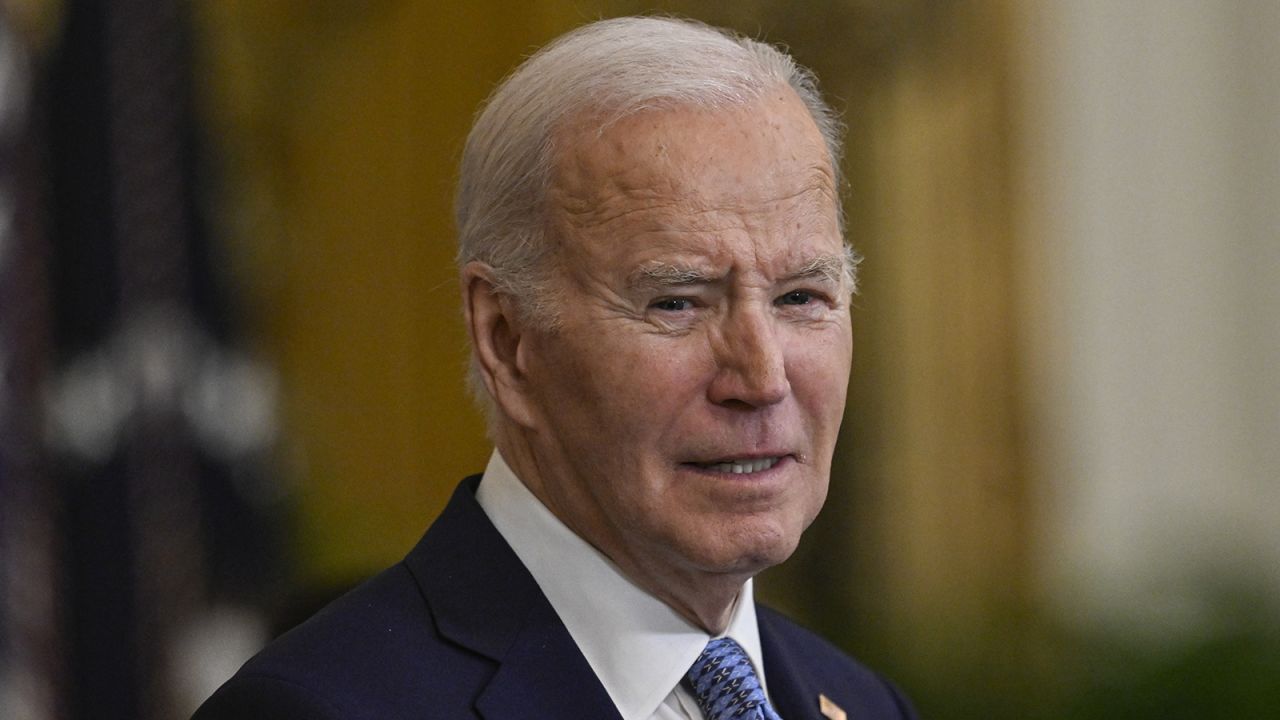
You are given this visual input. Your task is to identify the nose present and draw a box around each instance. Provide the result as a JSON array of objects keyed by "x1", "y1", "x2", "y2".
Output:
[{"x1": 707, "y1": 305, "x2": 790, "y2": 409}]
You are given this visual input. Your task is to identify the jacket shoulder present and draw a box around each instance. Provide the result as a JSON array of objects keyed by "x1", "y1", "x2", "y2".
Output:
[
  {"x1": 193, "y1": 673, "x2": 346, "y2": 720},
  {"x1": 757, "y1": 605, "x2": 918, "y2": 719},
  {"x1": 193, "y1": 562, "x2": 489, "y2": 720}
]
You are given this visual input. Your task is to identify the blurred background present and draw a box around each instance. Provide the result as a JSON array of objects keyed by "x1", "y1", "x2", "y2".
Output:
[{"x1": 1, "y1": 0, "x2": 1277, "y2": 718}]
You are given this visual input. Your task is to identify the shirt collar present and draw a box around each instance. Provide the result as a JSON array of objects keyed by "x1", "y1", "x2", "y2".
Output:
[{"x1": 475, "y1": 450, "x2": 767, "y2": 720}]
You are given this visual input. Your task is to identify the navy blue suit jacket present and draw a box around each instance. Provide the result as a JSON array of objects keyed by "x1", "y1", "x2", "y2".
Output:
[{"x1": 194, "y1": 476, "x2": 916, "y2": 719}]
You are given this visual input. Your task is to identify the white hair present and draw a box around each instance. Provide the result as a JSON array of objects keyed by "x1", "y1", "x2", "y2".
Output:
[
  {"x1": 455, "y1": 16, "x2": 854, "y2": 417},
  {"x1": 456, "y1": 16, "x2": 850, "y2": 318}
]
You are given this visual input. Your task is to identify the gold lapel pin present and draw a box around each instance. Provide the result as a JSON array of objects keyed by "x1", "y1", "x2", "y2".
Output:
[{"x1": 818, "y1": 693, "x2": 847, "y2": 720}]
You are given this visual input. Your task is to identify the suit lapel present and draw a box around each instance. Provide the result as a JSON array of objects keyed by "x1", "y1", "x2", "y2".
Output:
[
  {"x1": 403, "y1": 477, "x2": 621, "y2": 720},
  {"x1": 760, "y1": 611, "x2": 823, "y2": 720},
  {"x1": 474, "y1": 598, "x2": 622, "y2": 719}
]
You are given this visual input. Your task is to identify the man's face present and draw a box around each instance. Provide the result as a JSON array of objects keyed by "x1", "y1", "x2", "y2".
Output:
[{"x1": 517, "y1": 89, "x2": 852, "y2": 596}]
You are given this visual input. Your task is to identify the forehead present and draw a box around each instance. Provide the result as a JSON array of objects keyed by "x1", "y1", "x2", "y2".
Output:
[{"x1": 547, "y1": 91, "x2": 839, "y2": 266}]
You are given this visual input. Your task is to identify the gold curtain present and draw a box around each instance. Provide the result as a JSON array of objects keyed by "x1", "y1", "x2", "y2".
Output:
[{"x1": 195, "y1": 1, "x2": 594, "y2": 581}]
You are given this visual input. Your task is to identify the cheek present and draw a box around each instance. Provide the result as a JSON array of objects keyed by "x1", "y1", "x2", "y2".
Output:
[
  {"x1": 787, "y1": 332, "x2": 852, "y2": 407},
  {"x1": 546, "y1": 334, "x2": 707, "y2": 438}
]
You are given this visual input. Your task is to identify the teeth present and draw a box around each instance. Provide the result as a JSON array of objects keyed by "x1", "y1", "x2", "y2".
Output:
[{"x1": 703, "y1": 457, "x2": 779, "y2": 475}]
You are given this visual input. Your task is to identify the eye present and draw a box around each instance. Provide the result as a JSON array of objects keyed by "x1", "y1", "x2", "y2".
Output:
[
  {"x1": 651, "y1": 297, "x2": 695, "y2": 312},
  {"x1": 777, "y1": 290, "x2": 817, "y2": 306}
]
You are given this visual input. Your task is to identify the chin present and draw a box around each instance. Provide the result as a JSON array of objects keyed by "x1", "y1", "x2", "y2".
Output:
[{"x1": 691, "y1": 522, "x2": 804, "y2": 577}]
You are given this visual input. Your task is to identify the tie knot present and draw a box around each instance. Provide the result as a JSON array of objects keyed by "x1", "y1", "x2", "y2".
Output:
[{"x1": 685, "y1": 638, "x2": 781, "y2": 720}]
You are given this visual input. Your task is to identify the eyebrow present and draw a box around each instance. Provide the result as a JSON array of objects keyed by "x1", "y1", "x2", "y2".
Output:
[
  {"x1": 789, "y1": 253, "x2": 851, "y2": 288},
  {"x1": 627, "y1": 263, "x2": 717, "y2": 291},
  {"x1": 626, "y1": 252, "x2": 851, "y2": 292}
]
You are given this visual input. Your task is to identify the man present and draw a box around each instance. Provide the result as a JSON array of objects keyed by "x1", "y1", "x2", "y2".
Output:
[{"x1": 195, "y1": 16, "x2": 916, "y2": 720}]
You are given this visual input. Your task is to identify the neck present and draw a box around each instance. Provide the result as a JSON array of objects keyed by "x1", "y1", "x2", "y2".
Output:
[{"x1": 623, "y1": 561, "x2": 745, "y2": 634}]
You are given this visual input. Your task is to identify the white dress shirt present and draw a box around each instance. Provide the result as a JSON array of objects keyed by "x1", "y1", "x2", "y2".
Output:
[{"x1": 475, "y1": 450, "x2": 771, "y2": 720}]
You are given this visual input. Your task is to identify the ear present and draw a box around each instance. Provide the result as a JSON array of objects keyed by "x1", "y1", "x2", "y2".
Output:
[{"x1": 461, "y1": 262, "x2": 541, "y2": 429}]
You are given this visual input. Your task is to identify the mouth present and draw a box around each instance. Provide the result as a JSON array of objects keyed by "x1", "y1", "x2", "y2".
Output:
[{"x1": 685, "y1": 455, "x2": 787, "y2": 475}]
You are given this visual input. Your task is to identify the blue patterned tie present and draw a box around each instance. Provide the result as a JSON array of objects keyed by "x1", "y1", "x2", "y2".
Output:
[{"x1": 685, "y1": 637, "x2": 783, "y2": 720}]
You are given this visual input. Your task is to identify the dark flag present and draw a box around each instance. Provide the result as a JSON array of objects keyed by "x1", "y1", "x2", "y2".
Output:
[
  {"x1": 34, "y1": 1, "x2": 288, "y2": 718},
  {"x1": 1, "y1": 6, "x2": 65, "y2": 720}
]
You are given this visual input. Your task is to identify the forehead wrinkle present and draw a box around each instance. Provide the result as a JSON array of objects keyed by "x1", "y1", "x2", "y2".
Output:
[
  {"x1": 549, "y1": 181, "x2": 725, "y2": 239},
  {"x1": 550, "y1": 185, "x2": 673, "y2": 227},
  {"x1": 555, "y1": 183, "x2": 833, "y2": 243},
  {"x1": 551, "y1": 149, "x2": 835, "y2": 230},
  {"x1": 773, "y1": 190, "x2": 837, "y2": 239},
  {"x1": 790, "y1": 162, "x2": 837, "y2": 198}
]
